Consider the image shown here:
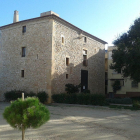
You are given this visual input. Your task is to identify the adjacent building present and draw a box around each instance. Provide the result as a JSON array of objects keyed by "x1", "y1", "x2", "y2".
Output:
[
  {"x1": 0, "y1": 11, "x2": 107, "y2": 102},
  {"x1": 107, "y1": 46, "x2": 140, "y2": 97}
]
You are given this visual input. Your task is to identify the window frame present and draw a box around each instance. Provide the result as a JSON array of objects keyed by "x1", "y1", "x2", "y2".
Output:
[
  {"x1": 21, "y1": 70, "x2": 24, "y2": 78},
  {"x1": 66, "y1": 74, "x2": 68, "y2": 79},
  {"x1": 83, "y1": 49, "x2": 88, "y2": 66},
  {"x1": 21, "y1": 47, "x2": 26, "y2": 57},
  {"x1": 22, "y1": 26, "x2": 26, "y2": 33},
  {"x1": 61, "y1": 35, "x2": 65, "y2": 45},
  {"x1": 84, "y1": 37, "x2": 87, "y2": 43},
  {"x1": 66, "y1": 57, "x2": 69, "y2": 66}
]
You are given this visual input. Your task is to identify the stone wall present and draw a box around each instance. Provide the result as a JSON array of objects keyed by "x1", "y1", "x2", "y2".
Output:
[
  {"x1": 0, "y1": 17, "x2": 53, "y2": 100},
  {"x1": 52, "y1": 20, "x2": 105, "y2": 94}
]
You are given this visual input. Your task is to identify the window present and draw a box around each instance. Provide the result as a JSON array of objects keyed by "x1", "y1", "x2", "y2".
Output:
[
  {"x1": 21, "y1": 70, "x2": 24, "y2": 77},
  {"x1": 84, "y1": 37, "x2": 87, "y2": 43},
  {"x1": 62, "y1": 37, "x2": 64, "y2": 44},
  {"x1": 66, "y1": 57, "x2": 69, "y2": 66},
  {"x1": 22, "y1": 47, "x2": 26, "y2": 57},
  {"x1": 83, "y1": 50, "x2": 87, "y2": 55},
  {"x1": 22, "y1": 26, "x2": 26, "y2": 33},
  {"x1": 131, "y1": 81, "x2": 138, "y2": 88},
  {"x1": 83, "y1": 49, "x2": 88, "y2": 66},
  {"x1": 66, "y1": 74, "x2": 68, "y2": 79}
]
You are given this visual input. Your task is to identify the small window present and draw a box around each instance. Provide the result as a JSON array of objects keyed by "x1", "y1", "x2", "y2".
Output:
[
  {"x1": 62, "y1": 37, "x2": 64, "y2": 44},
  {"x1": 66, "y1": 58, "x2": 69, "y2": 66},
  {"x1": 22, "y1": 26, "x2": 26, "y2": 33},
  {"x1": 83, "y1": 49, "x2": 88, "y2": 66},
  {"x1": 66, "y1": 74, "x2": 68, "y2": 79},
  {"x1": 131, "y1": 81, "x2": 138, "y2": 88},
  {"x1": 83, "y1": 50, "x2": 87, "y2": 55},
  {"x1": 84, "y1": 37, "x2": 87, "y2": 43},
  {"x1": 21, "y1": 70, "x2": 24, "y2": 77},
  {"x1": 83, "y1": 55, "x2": 88, "y2": 66},
  {"x1": 22, "y1": 47, "x2": 26, "y2": 57}
]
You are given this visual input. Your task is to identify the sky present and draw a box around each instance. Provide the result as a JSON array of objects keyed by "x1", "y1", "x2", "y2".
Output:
[{"x1": 1, "y1": 0, "x2": 140, "y2": 49}]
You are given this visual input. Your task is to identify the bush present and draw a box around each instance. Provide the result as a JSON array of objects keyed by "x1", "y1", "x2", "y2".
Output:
[
  {"x1": 37, "y1": 91, "x2": 48, "y2": 104},
  {"x1": 65, "y1": 83, "x2": 81, "y2": 94},
  {"x1": 4, "y1": 90, "x2": 49, "y2": 104},
  {"x1": 27, "y1": 92, "x2": 36, "y2": 97},
  {"x1": 52, "y1": 93, "x2": 67, "y2": 103},
  {"x1": 133, "y1": 100, "x2": 140, "y2": 109},
  {"x1": 131, "y1": 97, "x2": 140, "y2": 101},
  {"x1": 90, "y1": 94, "x2": 106, "y2": 106},
  {"x1": 4, "y1": 90, "x2": 24, "y2": 101},
  {"x1": 3, "y1": 97, "x2": 50, "y2": 139},
  {"x1": 106, "y1": 98, "x2": 132, "y2": 104},
  {"x1": 4, "y1": 90, "x2": 37, "y2": 101},
  {"x1": 52, "y1": 93, "x2": 105, "y2": 106},
  {"x1": 112, "y1": 80, "x2": 121, "y2": 93}
]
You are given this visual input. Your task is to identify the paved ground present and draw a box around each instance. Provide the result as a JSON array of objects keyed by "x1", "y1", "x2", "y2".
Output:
[{"x1": 0, "y1": 102, "x2": 140, "y2": 140}]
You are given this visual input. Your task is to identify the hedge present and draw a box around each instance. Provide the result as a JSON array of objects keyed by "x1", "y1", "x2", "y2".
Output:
[
  {"x1": 4, "y1": 90, "x2": 48, "y2": 104},
  {"x1": 52, "y1": 93, "x2": 105, "y2": 106},
  {"x1": 105, "y1": 98, "x2": 132, "y2": 104}
]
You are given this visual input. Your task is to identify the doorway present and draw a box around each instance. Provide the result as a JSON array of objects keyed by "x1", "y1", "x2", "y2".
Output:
[{"x1": 81, "y1": 70, "x2": 88, "y2": 92}]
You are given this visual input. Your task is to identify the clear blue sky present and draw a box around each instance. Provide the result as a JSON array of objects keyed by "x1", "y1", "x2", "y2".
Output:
[{"x1": 1, "y1": 0, "x2": 140, "y2": 49}]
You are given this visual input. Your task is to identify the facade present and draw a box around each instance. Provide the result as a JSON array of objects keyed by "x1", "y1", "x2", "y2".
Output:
[
  {"x1": 0, "y1": 11, "x2": 107, "y2": 102},
  {"x1": 107, "y1": 46, "x2": 140, "y2": 97}
]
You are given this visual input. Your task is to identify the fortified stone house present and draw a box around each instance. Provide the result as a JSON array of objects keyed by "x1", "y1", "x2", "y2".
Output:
[{"x1": 0, "y1": 11, "x2": 107, "y2": 102}]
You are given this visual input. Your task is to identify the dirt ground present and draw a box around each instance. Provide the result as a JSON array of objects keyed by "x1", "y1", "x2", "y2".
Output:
[{"x1": 0, "y1": 102, "x2": 140, "y2": 140}]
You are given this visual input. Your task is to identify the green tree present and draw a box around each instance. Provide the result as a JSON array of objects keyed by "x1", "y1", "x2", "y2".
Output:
[
  {"x1": 112, "y1": 80, "x2": 121, "y2": 93},
  {"x1": 3, "y1": 97, "x2": 50, "y2": 140},
  {"x1": 110, "y1": 17, "x2": 140, "y2": 82}
]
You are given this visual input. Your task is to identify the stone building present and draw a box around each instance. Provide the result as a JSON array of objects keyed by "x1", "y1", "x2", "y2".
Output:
[{"x1": 0, "y1": 11, "x2": 107, "y2": 102}]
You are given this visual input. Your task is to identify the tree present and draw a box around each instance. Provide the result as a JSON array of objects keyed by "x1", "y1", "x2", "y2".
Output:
[
  {"x1": 110, "y1": 17, "x2": 140, "y2": 82},
  {"x1": 3, "y1": 97, "x2": 50, "y2": 140},
  {"x1": 112, "y1": 80, "x2": 121, "y2": 93}
]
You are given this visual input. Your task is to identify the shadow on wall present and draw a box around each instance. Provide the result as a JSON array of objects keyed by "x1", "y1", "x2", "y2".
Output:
[
  {"x1": 51, "y1": 48, "x2": 105, "y2": 95},
  {"x1": 0, "y1": 48, "x2": 105, "y2": 101}
]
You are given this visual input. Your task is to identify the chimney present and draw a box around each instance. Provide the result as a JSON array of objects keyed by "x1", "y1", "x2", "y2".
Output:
[{"x1": 13, "y1": 10, "x2": 19, "y2": 23}]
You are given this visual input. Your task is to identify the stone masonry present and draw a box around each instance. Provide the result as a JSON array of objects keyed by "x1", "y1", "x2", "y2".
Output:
[{"x1": 0, "y1": 11, "x2": 107, "y2": 102}]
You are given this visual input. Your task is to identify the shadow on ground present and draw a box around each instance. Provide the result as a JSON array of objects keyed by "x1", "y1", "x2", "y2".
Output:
[{"x1": 0, "y1": 102, "x2": 140, "y2": 140}]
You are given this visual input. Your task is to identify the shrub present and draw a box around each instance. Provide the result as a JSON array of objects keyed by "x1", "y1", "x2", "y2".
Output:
[
  {"x1": 4, "y1": 90, "x2": 25, "y2": 101},
  {"x1": 3, "y1": 97, "x2": 50, "y2": 140},
  {"x1": 65, "y1": 83, "x2": 81, "y2": 94},
  {"x1": 52, "y1": 93, "x2": 105, "y2": 106},
  {"x1": 131, "y1": 97, "x2": 140, "y2": 101},
  {"x1": 90, "y1": 94, "x2": 105, "y2": 106},
  {"x1": 106, "y1": 98, "x2": 132, "y2": 104},
  {"x1": 112, "y1": 80, "x2": 121, "y2": 93},
  {"x1": 82, "y1": 89, "x2": 90, "y2": 94},
  {"x1": 52, "y1": 93, "x2": 66, "y2": 103},
  {"x1": 28, "y1": 92, "x2": 36, "y2": 97},
  {"x1": 77, "y1": 93, "x2": 91, "y2": 105},
  {"x1": 133, "y1": 100, "x2": 140, "y2": 109},
  {"x1": 4, "y1": 90, "x2": 37, "y2": 101},
  {"x1": 37, "y1": 91, "x2": 48, "y2": 104}
]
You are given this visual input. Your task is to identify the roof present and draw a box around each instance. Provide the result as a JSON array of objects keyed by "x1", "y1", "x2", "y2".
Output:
[{"x1": 0, "y1": 14, "x2": 107, "y2": 44}]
